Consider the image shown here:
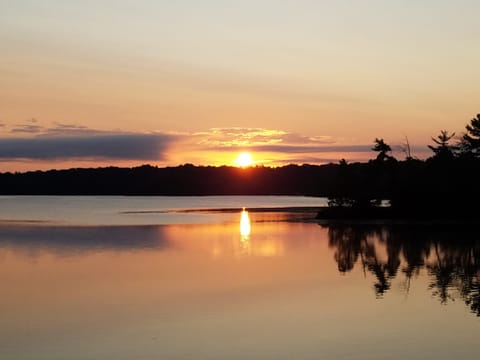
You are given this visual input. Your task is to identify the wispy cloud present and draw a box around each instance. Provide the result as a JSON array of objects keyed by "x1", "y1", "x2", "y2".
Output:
[
  {"x1": 10, "y1": 124, "x2": 45, "y2": 134},
  {"x1": 192, "y1": 127, "x2": 369, "y2": 155},
  {"x1": 247, "y1": 144, "x2": 372, "y2": 153},
  {"x1": 9, "y1": 121, "x2": 109, "y2": 136},
  {"x1": 40, "y1": 122, "x2": 112, "y2": 137},
  {"x1": 194, "y1": 127, "x2": 336, "y2": 148},
  {"x1": 194, "y1": 127, "x2": 288, "y2": 147}
]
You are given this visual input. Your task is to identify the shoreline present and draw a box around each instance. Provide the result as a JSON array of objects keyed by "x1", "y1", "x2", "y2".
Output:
[{"x1": 121, "y1": 206, "x2": 323, "y2": 214}]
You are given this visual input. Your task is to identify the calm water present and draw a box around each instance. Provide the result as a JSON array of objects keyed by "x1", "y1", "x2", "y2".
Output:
[
  {"x1": 0, "y1": 196, "x2": 479, "y2": 360},
  {"x1": 0, "y1": 195, "x2": 328, "y2": 225}
]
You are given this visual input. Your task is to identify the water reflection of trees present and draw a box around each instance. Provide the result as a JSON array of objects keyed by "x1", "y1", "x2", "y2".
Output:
[{"x1": 324, "y1": 224, "x2": 480, "y2": 316}]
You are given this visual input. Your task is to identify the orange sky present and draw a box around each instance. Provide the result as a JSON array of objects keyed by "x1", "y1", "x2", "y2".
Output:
[{"x1": 1, "y1": 1, "x2": 479, "y2": 171}]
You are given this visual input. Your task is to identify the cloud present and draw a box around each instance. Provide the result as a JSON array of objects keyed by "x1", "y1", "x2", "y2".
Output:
[
  {"x1": 193, "y1": 127, "x2": 370, "y2": 154},
  {"x1": 0, "y1": 133, "x2": 176, "y2": 160},
  {"x1": 194, "y1": 127, "x2": 336, "y2": 148},
  {"x1": 1, "y1": 120, "x2": 178, "y2": 161},
  {"x1": 10, "y1": 124, "x2": 45, "y2": 134},
  {"x1": 265, "y1": 156, "x2": 364, "y2": 165},
  {"x1": 39, "y1": 122, "x2": 108, "y2": 137},
  {"x1": 10, "y1": 121, "x2": 108, "y2": 136},
  {"x1": 0, "y1": 123, "x2": 390, "y2": 166},
  {"x1": 252, "y1": 144, "x2": 372, "y2": 153},
  {"x1": 195, "y1": 127, "x2": 287, "y2": 147}
]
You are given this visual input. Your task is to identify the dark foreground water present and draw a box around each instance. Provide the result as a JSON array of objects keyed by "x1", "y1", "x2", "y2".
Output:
[{"x1": 0, "y1": 197, "x2": 479, "y2": 359}]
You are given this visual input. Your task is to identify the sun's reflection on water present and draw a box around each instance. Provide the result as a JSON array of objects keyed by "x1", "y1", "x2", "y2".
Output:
[
  {"x1": 236, "y1": 208, "x2": 285, "y2": 257},
  {"x1": 238, "y1": 208, "x2": 251, "y2": 256},
  {"x1": 240, "y1": 207, "x2": 251, "y2": 239}
]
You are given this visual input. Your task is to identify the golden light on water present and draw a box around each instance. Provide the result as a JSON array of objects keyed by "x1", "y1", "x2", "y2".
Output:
[{"x1": 240, "y1": 208, "x2": 251, "y2": 238}]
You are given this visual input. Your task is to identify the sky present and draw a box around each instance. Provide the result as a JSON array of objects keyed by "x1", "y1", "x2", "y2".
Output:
[{"x1": 1, "y1": 0, "x2": 480, "y2": 171}]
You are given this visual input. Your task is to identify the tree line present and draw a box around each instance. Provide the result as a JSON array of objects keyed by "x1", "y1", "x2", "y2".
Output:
[
  {"x1": 1, "y1": 113, "x2": 479, "y2": 218},
  {"x1": 0, "y1": 163, "x2": 337, "y2": 196},
  {"x1": 321, "y1": 113, "x2": 480, "y2": 219}
]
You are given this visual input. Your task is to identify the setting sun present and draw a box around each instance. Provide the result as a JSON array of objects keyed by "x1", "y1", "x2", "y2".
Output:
[{"x1": 235, "y1": 152, "x2": 254, "y2": 167}]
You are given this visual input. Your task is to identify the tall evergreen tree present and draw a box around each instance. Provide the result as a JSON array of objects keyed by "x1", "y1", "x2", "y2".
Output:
[
  {"x1": 460, "y1": 114, "x2": 480, "y2": 157},
  {"x1": 428, "y1": 130, "x2": 456, "y2": 161}
]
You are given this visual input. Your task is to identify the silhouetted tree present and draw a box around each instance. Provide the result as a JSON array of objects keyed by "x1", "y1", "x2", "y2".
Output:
[
  {"x1": 427, "y1": 130, "x2": 456, "y2": 161},
  {"x1": 459, "y1": 113, "x2": 480, "y2": 157},
  {"x1": 327, "y1": 159, "x2": 357, "y2": 208},
  {"x1": 372, "y1": 138, "x2": 393, "y2": 162}
]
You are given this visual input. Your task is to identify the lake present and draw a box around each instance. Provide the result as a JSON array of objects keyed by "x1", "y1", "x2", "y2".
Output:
[{"x1": 0, "y1": 196, "x2": 478, "y2": 360}]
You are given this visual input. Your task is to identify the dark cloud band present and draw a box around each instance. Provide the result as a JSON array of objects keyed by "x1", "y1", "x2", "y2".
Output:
[{"x1": 0, "y1": 134, "x2": 175, "y2": 160}]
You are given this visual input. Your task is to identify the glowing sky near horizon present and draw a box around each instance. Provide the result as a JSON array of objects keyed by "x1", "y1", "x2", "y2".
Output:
[{"x1": 1, "y1": 0, "x2": 480, "y2": 170}]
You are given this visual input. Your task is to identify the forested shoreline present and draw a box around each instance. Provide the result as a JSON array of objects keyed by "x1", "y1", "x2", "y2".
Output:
[{"x1": 1, "y1": 114, "x2": 480, "y2": 221}]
